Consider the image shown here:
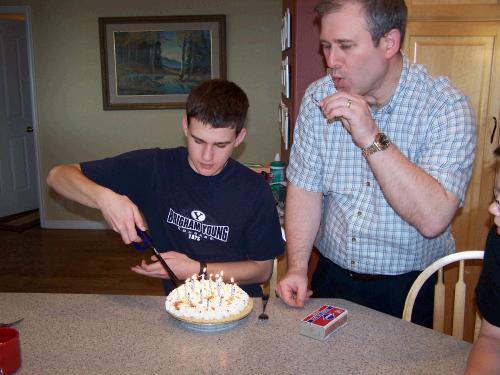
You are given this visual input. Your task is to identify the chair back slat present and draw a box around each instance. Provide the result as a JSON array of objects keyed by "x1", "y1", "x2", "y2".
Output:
[
  {"x1": 452, "y1": 260, "x2": 466, "y2": 339},
  {"x1": 402, "y1": 250, "x2": 484, "y2": 341},
  {"x1": 474, "y1": 312, "x2": 482, "y2": 341},
  {"x1": 433, "y1": 268, "x2": 445, "y2": 332},
  {"x1": 269, "y1": 258, "x2": 278, "y2": 296}
]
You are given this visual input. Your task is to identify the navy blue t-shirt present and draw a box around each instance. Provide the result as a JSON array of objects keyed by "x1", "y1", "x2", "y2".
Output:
[
  {"x1": 81, "y1": 147, "x2": 284, "y2": 296},
  {"x1": 476, "y1": 225, "x2": 500, "y2": 327}
]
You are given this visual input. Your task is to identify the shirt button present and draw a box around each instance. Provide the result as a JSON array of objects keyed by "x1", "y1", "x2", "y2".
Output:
[
  {"x1": 352, "y1": 237, "x2": 356, "y2": 242},
  {"x1": 351, "y1": 260, "x2": 355, "y2": 265},
  {"x1": 357, "y1": 211, "x2": 362, "y2": 216},
  {"x1": 366, "y1": 181, "x2": 371, "y2": 187}
]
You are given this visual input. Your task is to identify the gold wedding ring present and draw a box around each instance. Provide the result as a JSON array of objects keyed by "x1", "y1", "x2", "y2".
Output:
[{"x1": 346, "y1": 99, "x2": 352, "y2": 109}]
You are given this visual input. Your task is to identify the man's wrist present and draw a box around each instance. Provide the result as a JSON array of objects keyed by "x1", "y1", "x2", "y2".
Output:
[{"x1": 361, "y1": 132, "x2": 391, "y2": 158}]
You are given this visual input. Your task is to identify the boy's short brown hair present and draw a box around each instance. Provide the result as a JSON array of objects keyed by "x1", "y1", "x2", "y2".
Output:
[{"x1": 186, "y1": 79, "x2": 249, "y2": 134}]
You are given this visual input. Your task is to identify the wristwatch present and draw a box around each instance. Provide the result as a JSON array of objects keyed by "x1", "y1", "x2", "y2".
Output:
[{"x1": 361, "y1": 133, "x2": 391, "y2": 158}]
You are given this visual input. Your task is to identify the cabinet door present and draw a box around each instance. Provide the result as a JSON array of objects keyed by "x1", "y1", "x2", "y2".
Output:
[
  {"x1": 407, "y1": 1, "x2": 500, "y2": 19},
  {"x1": 405, "y1": 20, "x2": 500, "y2": 251}
]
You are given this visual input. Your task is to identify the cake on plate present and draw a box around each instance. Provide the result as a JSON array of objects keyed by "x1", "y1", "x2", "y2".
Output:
[{"x1": 165, "y1": 273, "x2": 252, "y2": 324}]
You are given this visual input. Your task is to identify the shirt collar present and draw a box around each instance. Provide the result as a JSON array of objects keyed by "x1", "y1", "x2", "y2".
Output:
[{"x1": 372, "y1": 52, "x2": 409, "y2": 116}]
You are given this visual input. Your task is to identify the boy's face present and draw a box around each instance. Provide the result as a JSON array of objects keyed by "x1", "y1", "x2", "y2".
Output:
[
  {"x1": 182, "y1": 116, "x2": 246, "y2": 176},
  {"x1": 491, "y1": 170, "x2": 500, "y2": 231}
]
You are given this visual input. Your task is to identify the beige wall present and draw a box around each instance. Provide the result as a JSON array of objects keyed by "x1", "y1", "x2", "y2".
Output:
[{"x1": 1, "y1": 0, "x2": 281, "y2": 225}]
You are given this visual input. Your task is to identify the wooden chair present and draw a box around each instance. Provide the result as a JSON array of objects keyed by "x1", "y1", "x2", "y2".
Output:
[
  {"x1": 402, "y1": 250, "x2": 484, "y2": 340},
  {"x1": 262, "y1": 227, "x2": 286, "y2": 296}
]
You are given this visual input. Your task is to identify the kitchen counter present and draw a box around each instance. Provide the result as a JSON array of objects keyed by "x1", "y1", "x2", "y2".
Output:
[{"x1": 0, "y1": 293, "x2": 470, "y2": 374}]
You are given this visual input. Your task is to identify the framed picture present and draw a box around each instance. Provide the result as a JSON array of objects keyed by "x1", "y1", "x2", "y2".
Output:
[{"x1": 99, "y1": 15, "x2": 226, "y2": 110}]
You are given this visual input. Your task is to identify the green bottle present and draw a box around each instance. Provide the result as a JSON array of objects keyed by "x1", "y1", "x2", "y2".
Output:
[{"x1": 270, "y1": 153, "x2": 286, "y2": 203}]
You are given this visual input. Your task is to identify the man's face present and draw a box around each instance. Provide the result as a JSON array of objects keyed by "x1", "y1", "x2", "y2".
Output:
[
  {"x1": 319, "y1": 3, "x2": 391, "y2": 97},
  {"x1": 182, "y1": 116, "x2": 246, "y2": 176}
]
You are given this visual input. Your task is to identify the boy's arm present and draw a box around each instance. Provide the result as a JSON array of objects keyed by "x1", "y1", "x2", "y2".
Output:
[
  {"x1": 47, "y1": 164, "x2": 145, "y2": 243},
  {"x1": 465, "y1": 319, "x2": 500, "y2": 374},
  {"x1": 132, "y1": 252, "x2": 274, "y2": 285}
]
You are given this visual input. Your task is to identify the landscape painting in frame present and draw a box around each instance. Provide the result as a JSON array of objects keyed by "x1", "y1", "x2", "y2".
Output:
[{"x1": 99, "y1": 15, "x2": 226, "y2": 110}]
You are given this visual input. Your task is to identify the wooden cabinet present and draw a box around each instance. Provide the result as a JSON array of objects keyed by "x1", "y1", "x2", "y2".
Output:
[
  {"x1": 404, "y1": 20, "x2": 500, "y2": 251},
  {"x1": 407, "y1": 0, "x2": 500, "y2": 20},
  {"x1": 405, "y1": 12, "x2": 500, "y2": 341}
]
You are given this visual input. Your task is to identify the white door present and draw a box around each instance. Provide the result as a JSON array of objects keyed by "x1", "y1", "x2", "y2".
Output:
[{"x1": 0, "y1": 17, "x2": 38, "y2": 217}]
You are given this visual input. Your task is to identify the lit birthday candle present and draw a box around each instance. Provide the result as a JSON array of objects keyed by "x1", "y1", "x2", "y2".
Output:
[
  {"x1": 191, "y1": 274, "x2": 196, "y2": 291},
  {"x1": 230, "y1": 277, "x2": 235, "y2": 299},
  {"x1": 201, "y1": 267, "x2": 207, "y2": 281},
  {"x1": 219, "y1": 289, "x2": 224, "y2": 306},
  {"x1": 215, "y1": 273, "x2": 220, "y2": 289}
]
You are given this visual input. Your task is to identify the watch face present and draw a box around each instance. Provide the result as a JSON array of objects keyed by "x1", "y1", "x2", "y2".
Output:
[
  {"x1": 377, "y1": 133, "x2": 391, "y2": 147},
  {"x1": 362, "y1": 133, "x2": 391, "y2": 157}
]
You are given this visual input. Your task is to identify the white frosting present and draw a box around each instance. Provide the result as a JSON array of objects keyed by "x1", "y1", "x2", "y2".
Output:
[{"x1": 165, "y1": 276, "x2": 249, "y2": 322}]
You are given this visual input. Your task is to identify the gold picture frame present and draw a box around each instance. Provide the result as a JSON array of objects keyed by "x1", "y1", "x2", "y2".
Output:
[{"x1": 99, "y1": 15, "x2": 226, "y2": 110}]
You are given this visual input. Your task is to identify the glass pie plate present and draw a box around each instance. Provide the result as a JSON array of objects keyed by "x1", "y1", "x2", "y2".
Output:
[{"x1": 166, "y1": 298, "x2": 253, "y2": 332}]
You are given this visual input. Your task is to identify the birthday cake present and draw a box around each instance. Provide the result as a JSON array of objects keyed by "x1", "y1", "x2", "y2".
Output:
[{"x1": 165, "y1": 273, "x2": 252, "y2": 324}]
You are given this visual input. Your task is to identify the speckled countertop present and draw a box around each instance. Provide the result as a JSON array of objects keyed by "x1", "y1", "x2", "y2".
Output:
[{"x1": 0, "y1": 293, "x2": 470, "y2": 374}]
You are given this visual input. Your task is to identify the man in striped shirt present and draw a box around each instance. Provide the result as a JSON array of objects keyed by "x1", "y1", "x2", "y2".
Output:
[{"x1": 276, "y1": 0, "x2": 476, "y2": 327}]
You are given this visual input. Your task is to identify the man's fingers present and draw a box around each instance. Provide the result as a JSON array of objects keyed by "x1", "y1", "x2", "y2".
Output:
[
  {"x1": 293, "y1": 289, "x2": 307, "y2": 308},
  {"x1": 276, "y1": 283, "x2": 303, "y2": 307}
]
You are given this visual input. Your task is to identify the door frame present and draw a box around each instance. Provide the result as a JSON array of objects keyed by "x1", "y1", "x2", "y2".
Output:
[{"x1": 0, "y1": 5, "x2": 44, "y2": 227}]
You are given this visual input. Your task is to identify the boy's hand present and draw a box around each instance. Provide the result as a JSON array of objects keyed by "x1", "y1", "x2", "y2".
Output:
[{"x1": 96, "y1": 188, "x2": 145, "y2": 244}]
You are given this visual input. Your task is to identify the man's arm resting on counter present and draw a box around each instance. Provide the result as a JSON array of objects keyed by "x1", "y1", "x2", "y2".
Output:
[
  {"x1": 276, "y1": 184, "x2": 322, "y2": 307},
  {"x1": 465, "y1": 319, "x2": 500, "y2": 375},
  {"x1": 367, "y1": 145, "x2": 459, "y2": 238}
]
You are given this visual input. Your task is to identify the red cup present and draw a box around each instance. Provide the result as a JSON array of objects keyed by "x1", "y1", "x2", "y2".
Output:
[{"x1": 0, "y1": 328, "x2": 21, "y2": 375}]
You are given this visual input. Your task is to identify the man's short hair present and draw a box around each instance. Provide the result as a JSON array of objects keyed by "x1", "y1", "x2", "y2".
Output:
[
  {"x1": 186, "y1": 79, "x2": 249, "y2": 134},
  {"x1": 314, "y1": 0, "x2": 407, "y2": 46}
]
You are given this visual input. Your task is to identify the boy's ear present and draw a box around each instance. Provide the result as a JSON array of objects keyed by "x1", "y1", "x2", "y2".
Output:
[
  {"x1": 234, "y1": 128, "x2": 247, "y2": 147},
  {"x1": 182, "y1": 115, "x2": 189, "y2": 136}
]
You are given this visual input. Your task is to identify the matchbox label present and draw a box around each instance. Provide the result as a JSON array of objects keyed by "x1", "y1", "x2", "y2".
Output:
[{"x1": 303, "y1": 305, "x2": 346, "y2": 327}]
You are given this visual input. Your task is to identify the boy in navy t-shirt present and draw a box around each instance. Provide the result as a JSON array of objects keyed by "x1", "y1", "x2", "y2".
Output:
[
  {"x1": 465, "y1": 145, "x2": 500, "y2": 374},
  {"x1": 47, "y1": 79, "x2": 284, "y2": 296}
]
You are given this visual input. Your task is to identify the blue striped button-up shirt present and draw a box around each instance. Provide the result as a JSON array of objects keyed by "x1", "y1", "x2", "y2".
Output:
[{"x1": 287, "y1": 57, "x2": 476, "y2": 274}]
